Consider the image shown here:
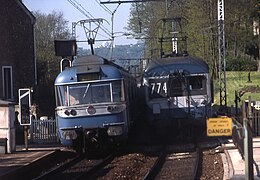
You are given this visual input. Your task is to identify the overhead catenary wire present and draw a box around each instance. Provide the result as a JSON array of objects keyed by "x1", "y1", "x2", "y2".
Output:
[
  {"x1": 96, "y1": 0, "x2": 113, "y2": 14},
  {"x1": 67, "y1": 0, "x2": 132, "y2": 60},
  {"x1": 94, "y1": 0, "x2": 123, "y2": 60},
  {"x1": 67, "y1": 0, "x2": 112, "y2": 38}
]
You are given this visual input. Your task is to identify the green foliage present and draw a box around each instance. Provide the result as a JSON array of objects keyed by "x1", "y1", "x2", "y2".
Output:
[
  {"x1": 77, "y1": 43, "x2": 144, "y2": 72},
  {"x1": 33, "y1": 10, "x2": 71, "y2": 86},
  {"x1": 214, "y1": 71, "x2": 260, "y2": 106},
  {"x1": 128, "y1": 1, "x2": 180, "y2": 58},
  {"x1": 226, "y1": 56, "x2": 257, "y2": 71},
  {"x1": 128, "y1": 0, "x2": 260, "y2": 76}
]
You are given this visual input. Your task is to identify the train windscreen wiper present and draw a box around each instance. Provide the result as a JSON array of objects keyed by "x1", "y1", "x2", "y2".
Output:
[{"x1": 83, "y1": 84, "x2": 90, "y2": 98}]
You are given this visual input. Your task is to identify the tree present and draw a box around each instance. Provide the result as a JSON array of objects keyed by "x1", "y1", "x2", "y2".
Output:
[
  {"x1": 183, "y1": 0, "x2": 218, "y2": 78},
  {"x1": 128, "y1": 0, "x2": 259, "y2": 75},
  {"x1": 33, "y1": 10, "x2": 71, "y2": 86},
  {"x1": 128, "y1": 1, "x2": 171, "y2": 58}
]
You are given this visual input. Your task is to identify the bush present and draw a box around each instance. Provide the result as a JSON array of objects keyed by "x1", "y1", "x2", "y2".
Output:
[{"x1": 226, "y1": 56, "x2": 257, "y2": 71}]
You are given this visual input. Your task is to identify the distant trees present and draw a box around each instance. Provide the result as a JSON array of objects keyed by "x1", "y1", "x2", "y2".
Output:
[
  {"x1": 33, "y1": 10, "x2": 71, "y2": 86},
  {"x1": 128, "y1": 0, "x2": 259, "y2": 75}
]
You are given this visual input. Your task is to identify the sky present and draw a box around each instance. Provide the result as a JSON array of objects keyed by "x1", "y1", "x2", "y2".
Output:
[{"x1": 22, "y1": 0, "x2": 136, "y2": 49}]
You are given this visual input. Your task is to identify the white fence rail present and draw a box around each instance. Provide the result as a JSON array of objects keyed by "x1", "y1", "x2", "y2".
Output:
[{"x1": 29, "y1": 117, "x2": 58, "y2": 144}]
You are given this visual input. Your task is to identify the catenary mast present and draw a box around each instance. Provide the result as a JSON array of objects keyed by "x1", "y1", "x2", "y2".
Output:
[{"x1": 218, "y1": 0, "x2": 227, "y2": 113}]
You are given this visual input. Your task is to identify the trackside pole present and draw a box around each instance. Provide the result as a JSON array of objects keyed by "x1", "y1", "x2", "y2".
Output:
[
  {"x1": 242, "y1": 100, "x2": 253, "y2": 180},
  {"x1": 24, "y1": 126, "x2": 28, "y2": 151}
]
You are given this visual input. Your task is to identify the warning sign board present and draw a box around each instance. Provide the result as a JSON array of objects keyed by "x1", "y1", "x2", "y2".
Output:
[{"x1": 207, "y1": 117, "x2": 232, "y2": 137}]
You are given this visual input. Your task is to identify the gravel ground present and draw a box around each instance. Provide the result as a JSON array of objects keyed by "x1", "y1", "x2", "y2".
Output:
[
  {"x1": 93, "y1": 153, "x2": 157, "y2": 179},
  {"x1": 199, "y1": 148, "x2": 224, "y2": 179},
  {"x1": 91, "y1": 147, "x2": 224, "y2": 179}
]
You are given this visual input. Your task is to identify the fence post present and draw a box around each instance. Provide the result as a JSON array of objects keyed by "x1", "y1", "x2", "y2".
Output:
[
  {"x1": 243, "y1": 100, "x2": 254, "y2": 180},
  {"x1": 248, "y1": 96, "x2": 253, "y2": 130}
]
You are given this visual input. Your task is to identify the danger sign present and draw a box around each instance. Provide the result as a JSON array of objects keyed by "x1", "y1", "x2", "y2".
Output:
[{"x1": 207, "y1": 117, "x2": 232, "y2": 136}]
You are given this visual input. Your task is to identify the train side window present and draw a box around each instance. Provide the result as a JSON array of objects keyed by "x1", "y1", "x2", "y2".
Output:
[
  {"x1": 188, "y1": 76, "x2": 206, "y2": 95},
  {"x1": 112, "y1": 80, "x2": 123, "y2": 102},
  {"x1": 189, "y1": 76, "x2": 203, "y2": 90},
  {"x1": 56, "y1": 85, "x2": 68, "y2": 106},
  {"x1": 121, "y1": 80, "x2": 125, "y2": 101}
]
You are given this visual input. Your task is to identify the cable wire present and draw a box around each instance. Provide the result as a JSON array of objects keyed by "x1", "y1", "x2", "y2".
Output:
[{"x1": 67, "y1": 0, "x2": 112, "y2": 37}]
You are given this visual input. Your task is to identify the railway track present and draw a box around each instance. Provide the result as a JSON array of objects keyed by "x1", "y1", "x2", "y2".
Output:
[
  {"x1": 55, "y1": 145, "x2": 199, "y2": 179},
  {"x1": 143, "y1": 144, "x2": 200, "y2": 180},
  {"x1": 79, "y1": 144, "x2": 200, "y2": 179},
  {"x1": 154, "y1": 148, "x2": 200, "y2": 179},
  {"x1": 7, "y1": 143, "x2": 203, "y2": 179},
  {"x1": 34, "y1": 153, "x2": 115, "y2": 180}
]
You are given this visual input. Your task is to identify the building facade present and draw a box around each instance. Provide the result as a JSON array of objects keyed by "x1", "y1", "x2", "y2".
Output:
[{"x1": 0, "y1": 0, "x2": 36, "y2": 102}]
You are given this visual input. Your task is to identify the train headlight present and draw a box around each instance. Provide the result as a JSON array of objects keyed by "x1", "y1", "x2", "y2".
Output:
[
  {"x1": 107, "y1": 126, "x2": 123, "y2": 136},
  {"x1": 64, "y1": 109, "x2": 77, "y2": 116},
  {"x1": 107, "y1": 105, "x2": 120, "y2": 113},
  {"x1": 64, "y1": 110, "x2": 70, "y2": 116},
  {"x1": 61, "y1": 130, "x2": 77, "y2": 140},
  {"x1": 87, "y1": 105, "x2": 96, "y2": 115},
  {"x1": 70, "y1": 109, "x2": 77, "y2": 116}
]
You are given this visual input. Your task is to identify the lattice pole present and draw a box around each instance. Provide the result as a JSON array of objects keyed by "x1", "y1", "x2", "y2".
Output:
[{"x1": 218, "y1": 0, "x2": 227, "y2": 113}]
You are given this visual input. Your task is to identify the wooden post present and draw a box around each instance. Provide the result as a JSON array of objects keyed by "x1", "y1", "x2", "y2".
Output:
[{"x1": 24, "y1": 125, "x2": 28, "y2": 151}]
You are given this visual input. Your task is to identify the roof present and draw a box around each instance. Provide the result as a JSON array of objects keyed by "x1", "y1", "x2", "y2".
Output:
[
  {"x1": 55, "y1": 55, "x2": 128, "y2": 85},
  {"x1": 18, "y1": 0, "x2": 36, "y2": 25},
  {"x1": 144, "y1": 56, "x2": 209, "y2": 77},
  {"x1": 72, "y1": 55, "x2": 108, "y2": 67}
]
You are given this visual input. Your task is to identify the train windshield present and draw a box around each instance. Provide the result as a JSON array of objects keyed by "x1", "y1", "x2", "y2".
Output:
[
  {"x1": 55, "y1": 80, "x2": 124, "y2": 106},
  {"x1": 148, "y1": 75, "x2": 206, "y2": 99}
]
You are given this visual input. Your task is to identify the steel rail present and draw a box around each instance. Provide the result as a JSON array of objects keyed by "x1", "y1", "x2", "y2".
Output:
[
  {"x1": 192, "y1": 147, "x2": 201, "y2": 180},
  {"x1": 72, "y1": 154, "x2": 115, "y2": 180},
  {"x1": 33, "y1": 154, "x2": 84, "y2": 180},
  {"x1": 143, "y1": 148, "x2": 166, "y2": 180}
]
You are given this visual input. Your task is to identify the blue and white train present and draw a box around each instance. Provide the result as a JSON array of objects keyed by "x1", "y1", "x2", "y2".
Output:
[
  {"x1": 54, "y1": 55, "x2": 138, "y2": 152},
  {"x1": 143, "y1": 55, "x2": 212, "y2": 137}
]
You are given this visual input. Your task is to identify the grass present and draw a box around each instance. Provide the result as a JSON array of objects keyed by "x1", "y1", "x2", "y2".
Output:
[{"x1": 213, "y1": 71, "x2": 260, "y2": 107}]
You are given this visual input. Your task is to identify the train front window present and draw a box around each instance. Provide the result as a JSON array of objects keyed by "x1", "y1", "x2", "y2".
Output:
[
  {"x1": 168, "y1": 78, "x2": 183, "y2": 97},
  {"x1": 55, "y1": 80, "x2": 124, "y2": 106},
  {"x1": 188, "y1": 76, "x2": 206, "y2": 95},
  {"x1": 147, "y1": 75, "x2": 206, "y2": 99}
]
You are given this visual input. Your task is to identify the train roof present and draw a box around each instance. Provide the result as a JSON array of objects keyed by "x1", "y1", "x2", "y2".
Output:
[
  {"x1": 55, "y1": 55, "x2": 134, "y2": 85},
  {"x1": 72, "y1": 55, "x2": 108, "y2": 67},
  {"x1": 144, "y1": 56, "x2": 209, "y2": 76}
]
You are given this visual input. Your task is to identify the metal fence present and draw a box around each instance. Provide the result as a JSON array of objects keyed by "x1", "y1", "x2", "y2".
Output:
[
  {"x1": 232, "y1": 119, "x2": 244, "y2": 156},
  {"x1": 232, "y1": 99, "x2": 254, "y2": 179},
  {"x1": 252, "y1": 106, "x2": 260, "y2": 136},
  {"x1": 29, "y1": 117, "x2": 58, "y2": 144},
  {"x1": 234, "y1": 100, "x2": 260, "y2": 136}
]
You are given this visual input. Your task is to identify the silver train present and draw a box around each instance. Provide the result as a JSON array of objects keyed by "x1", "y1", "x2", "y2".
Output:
[
  {"x1": 54, "y1": 55, "x2": 138, "y2": 152},
  {"x1": 143, "y1": 55, "x2": 212, "y2": 136}
]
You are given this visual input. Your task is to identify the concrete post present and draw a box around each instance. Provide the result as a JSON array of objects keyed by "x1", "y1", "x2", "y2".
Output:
[{"x1": 243, "y1": 100, "x2": 253, "y2": 180}]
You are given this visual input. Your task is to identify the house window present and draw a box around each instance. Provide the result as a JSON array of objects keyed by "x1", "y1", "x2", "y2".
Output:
[{"x1": 2, "y1": 66, "x2": 13, "y2": 100}]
